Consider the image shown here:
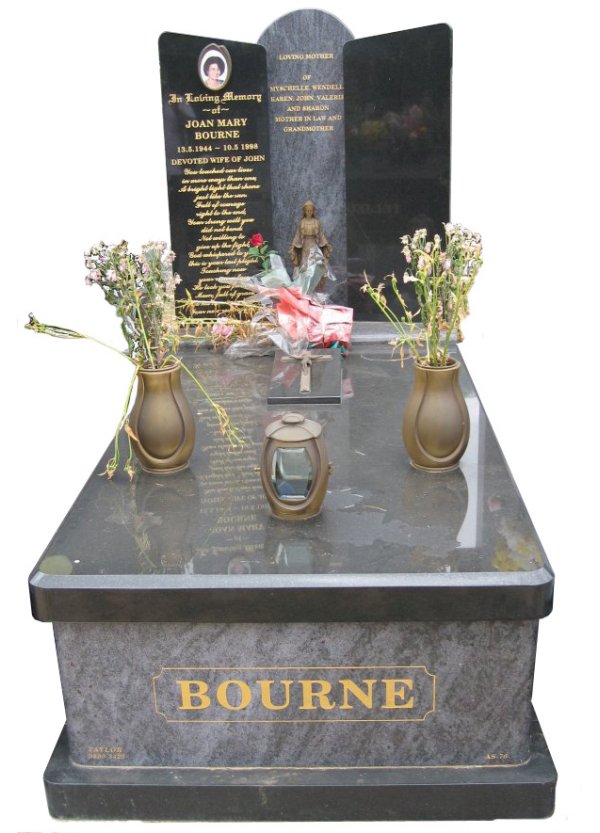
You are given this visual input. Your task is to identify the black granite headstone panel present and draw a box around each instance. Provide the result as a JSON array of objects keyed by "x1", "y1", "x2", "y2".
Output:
[
  {"x1": 258, "y1": 11, "x2": 352, "y2": 301},
  {"x1": 344, "y1": 24, "x2": 452, "y2": 319},
  {"x1": 159, "y1": 32, "x2": 272, "y2": 312}
]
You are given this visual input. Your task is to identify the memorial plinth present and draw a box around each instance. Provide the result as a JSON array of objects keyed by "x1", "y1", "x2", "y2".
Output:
[{"x1": 29, "y1": 335, "x2": 556, "y2": 820}]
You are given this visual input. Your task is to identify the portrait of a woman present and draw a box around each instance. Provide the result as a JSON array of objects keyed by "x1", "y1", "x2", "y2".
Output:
[
  {"x1": 198, "y1": 44, "x2": 231, "y2": 91},
  {"x1": 202, "y1": 56, "x2": 225, "y2": 89}
]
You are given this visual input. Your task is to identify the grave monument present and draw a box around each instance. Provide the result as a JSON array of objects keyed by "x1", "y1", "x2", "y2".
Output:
[
  {"x1": 159, "y1": 13, "x2": 451, "y2": 315},
  {"x1": 29, "y1": 8, "x2": 556, "y2": 822}
]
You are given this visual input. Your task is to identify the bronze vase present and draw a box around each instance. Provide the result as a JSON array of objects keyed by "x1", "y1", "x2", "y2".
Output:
[
  {"x1": 128, "y1": 364, "x2": 196, "y2": 474},
  {"x1": 402, "y1": 359, "x2": 470, "y2": 472}
]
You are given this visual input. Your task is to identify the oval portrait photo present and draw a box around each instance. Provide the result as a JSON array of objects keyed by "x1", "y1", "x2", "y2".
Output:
[{"x1": 198, "y1": 43, "x2": 232, "y2": 91}]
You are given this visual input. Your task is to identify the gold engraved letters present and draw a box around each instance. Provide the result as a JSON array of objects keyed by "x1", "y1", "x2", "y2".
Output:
[
  {"x1": 269, "y1": 53, "x2": 344, "y2": 135},
  {"x1": 163, "y1": 51, "x2": 270, "y2": 312},
  {"x1": 153, "y1": 665, "x2": 436, "y2": 723}
]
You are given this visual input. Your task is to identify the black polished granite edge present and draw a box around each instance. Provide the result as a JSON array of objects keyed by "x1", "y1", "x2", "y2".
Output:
[
  {"x1": 44, "y1": 715, "x2": 556, "y2": 820},
  {"x1": 30, "y1": 568, "x2": 554, "y2": 623},
  {"x1": 28, "y1": 339, "x2": 554, "y2": 623}
]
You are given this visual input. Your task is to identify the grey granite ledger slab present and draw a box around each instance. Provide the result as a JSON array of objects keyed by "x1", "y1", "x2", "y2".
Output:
[
  {"x1": 30, "y1": 343, "x2": 553, "y2": 623},
  {"x1": 258, "y1": 10, "x2": 352, "y2": 300}
]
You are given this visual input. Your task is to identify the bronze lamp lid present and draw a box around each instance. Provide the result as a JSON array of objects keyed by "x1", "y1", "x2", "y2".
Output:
[{"x1": 264, "y1": 412, "x2": 323, "y2": 442}]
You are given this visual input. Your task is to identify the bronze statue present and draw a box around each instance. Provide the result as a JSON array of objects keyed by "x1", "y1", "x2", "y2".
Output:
[{"x1": 289, "y1": 200, "x2": 331, "y2": 271}]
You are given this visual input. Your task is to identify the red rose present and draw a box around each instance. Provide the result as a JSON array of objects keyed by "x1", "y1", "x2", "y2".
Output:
[{"x1": 249, "y1": 233, "x2": 264, "y2": 247}]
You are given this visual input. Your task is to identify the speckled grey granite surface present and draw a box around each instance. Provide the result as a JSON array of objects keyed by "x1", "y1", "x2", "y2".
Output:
[
  {"x1": 55, "y1": 619, "x2": 537, "y2": 768},
  {"x1": 258, "y1": 10, "x2": 352, "y2": 299}
]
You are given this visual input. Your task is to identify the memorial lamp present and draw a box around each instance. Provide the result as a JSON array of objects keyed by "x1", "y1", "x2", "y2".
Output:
[{"x1": 260, "y1": 413, "x2": 332, "y2": 520}]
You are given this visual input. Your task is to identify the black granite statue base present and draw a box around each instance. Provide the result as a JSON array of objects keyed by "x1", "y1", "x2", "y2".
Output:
[{"x1": 45, "y1": 715, "x2": 556, "y2": 821}]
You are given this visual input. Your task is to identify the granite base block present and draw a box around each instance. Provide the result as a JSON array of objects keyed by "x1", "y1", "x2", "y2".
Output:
[
  {"x1": 32, "y1": 344, "x2": 557, "y2": 822},
  {"x1": 53, "y1": 620, "x2": 538, "y2": 769},
  {"x1": 44, "y1": 716, "x2": 556, "y2": 821}
]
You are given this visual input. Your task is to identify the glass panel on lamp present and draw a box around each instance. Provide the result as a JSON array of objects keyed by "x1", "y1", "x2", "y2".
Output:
[{"x1": 272, "y1": 448, "x2": 313, "y2": 501}]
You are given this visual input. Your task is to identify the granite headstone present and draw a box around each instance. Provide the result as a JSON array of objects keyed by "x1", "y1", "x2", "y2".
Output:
[
  {"x1": 344, "y1": 24, "x2": 452, "y2": 318},
  {"x1": 258, "y1": 10, "x2": 352, "y2": 301},
  {"x1": 159, "y1": 32, "x2": 272, "y2": 312},
  {"x1": 160, "y1": 18, "x2": 452, "y2": 322}
]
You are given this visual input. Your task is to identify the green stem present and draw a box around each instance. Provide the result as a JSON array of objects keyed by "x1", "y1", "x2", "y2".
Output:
[
  {"x1": 103, "y1": 365, "x2": 139, "y2": 478},
  {"x1": 26, "y1": 316, "x2": 138, "y2": 366},
  {"x1": 423, "y1": 325, "x2": 430, "y2": 364},
  {"x1": 442, "y1": 282, "x2": 465, "y2": 362},
  {"x1": 363, "y1": 282, "x2": 403, "y2": 328},
  {"x1": 430, "y1": 274, "x2": 439, "y2": 361},
  {"x1": 133, "y1": 289, "x2": 155, "y2": 369},
  {"x1": 362, "y1": 281, "x2": 421, "y2": 362},
  {"x1": 84, "y1": 334, "x2": 138, "y2": 365},
  {"x1": 170, "y1": 355, "x2": 217, "y2": 408},
  {"x1": 170, "y1": 355, "x2": 244, "y2": 448},
  {"x1": 366, "y1": 288, "x2": 408, "y2": 333}
]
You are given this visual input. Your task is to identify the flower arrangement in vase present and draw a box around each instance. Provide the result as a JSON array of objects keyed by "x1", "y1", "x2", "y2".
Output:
[
  {"x1": 27, "y1": 240, "x2": 242, "y2": 478},
  {"x1": 362, "y1": 223, "x2": 483, "y2": 471}
]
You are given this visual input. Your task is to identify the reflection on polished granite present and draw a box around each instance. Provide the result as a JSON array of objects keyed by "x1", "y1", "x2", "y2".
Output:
[
  {"x1": 29, "y1": 341, "x2": 553, "y2": 623},
  {"x1": 32, "y1": 338, "x2": 557, "y2": 816}
]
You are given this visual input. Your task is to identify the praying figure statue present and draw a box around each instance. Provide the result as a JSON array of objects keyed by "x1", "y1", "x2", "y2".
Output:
[{"x1": 289, "y1": 200, "x2": 331, "y2": 271}]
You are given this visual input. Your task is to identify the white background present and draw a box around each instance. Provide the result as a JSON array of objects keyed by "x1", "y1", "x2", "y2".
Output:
[{"x1": 3, "y1": 1, "x2": 598, "y2": 831}]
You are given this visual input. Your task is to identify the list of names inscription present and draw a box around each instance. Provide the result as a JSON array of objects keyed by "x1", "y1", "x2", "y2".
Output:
[{"x1": 259, "y1": 10, "x2": 352, "y2": 289}]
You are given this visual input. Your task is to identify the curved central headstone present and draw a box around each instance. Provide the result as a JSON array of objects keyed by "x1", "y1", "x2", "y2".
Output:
[{"x1": 259, "y1": 10, "x2": 352, "y2": 301}]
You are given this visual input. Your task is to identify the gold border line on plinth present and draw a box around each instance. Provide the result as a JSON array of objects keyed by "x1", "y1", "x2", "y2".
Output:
[{"x1": 152, "y1": 664, "x2": 436, "y2": 723}]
